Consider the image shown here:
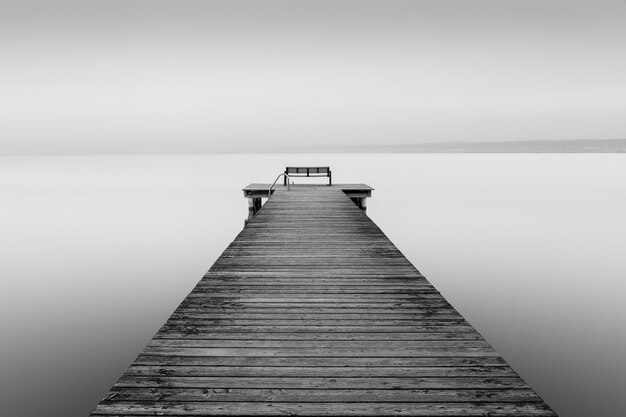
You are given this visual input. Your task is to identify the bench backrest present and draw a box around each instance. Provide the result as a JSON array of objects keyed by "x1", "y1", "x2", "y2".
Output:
[{"x1": 285, "y1": 167, "x2": 330, "y2": 176}]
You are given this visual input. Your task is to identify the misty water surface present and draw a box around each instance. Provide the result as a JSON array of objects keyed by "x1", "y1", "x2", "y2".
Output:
[{"x1": 1, "y1": 154, "x2": 625, "y2": 417}]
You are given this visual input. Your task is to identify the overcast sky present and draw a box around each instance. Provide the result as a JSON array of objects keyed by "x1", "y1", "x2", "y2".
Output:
[{"x1": 1, "y1": 0, "x2": 625, "y2": 154}]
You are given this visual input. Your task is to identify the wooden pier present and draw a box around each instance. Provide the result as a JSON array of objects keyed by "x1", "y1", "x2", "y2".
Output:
[{"x1": 91, "y1": 184, "x2": 556, "y2": 416}]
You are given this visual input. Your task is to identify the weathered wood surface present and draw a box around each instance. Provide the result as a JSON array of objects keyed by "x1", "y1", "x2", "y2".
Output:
[{"x1": 91, "y1": 185, "x2": 556, "y2": 416}]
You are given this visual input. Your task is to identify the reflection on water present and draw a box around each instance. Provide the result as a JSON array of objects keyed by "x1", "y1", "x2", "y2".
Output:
[{"x1": 0, "y1": 154, "x2": 624, "y2": 417}]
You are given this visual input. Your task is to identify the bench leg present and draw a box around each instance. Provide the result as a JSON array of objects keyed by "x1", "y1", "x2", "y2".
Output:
[{"x1": 328, "y1": 172, "x2": 332, "y2": 186}]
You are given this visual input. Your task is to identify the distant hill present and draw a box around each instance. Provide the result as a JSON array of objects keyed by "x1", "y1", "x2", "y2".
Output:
[{"x1": 272, "y1": 138, "x2": 626, "y2": 153}]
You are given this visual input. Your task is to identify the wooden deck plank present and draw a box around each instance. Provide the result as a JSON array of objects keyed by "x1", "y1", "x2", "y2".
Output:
[
  {"x1": 132, "y1": 356, "x2": 510, "y2": 367},
  {"x1": 101, "y1": 387, "x2": 544, "y2": 403},
  {"x1": 153, "y1": 334, "x2": 484, "y2": 342},
  {"x1": 90, "y1": 185, "x2": 555, "y2": 416},
  {"x1": 92, "y1": 402, "x2": 555, "y2": 416},
  {"x1": 149, "y1": 326, "x2": 477, "y2": 334},
  {"x1": 114, "y1": 376, "x2": 531, "y2": 389},
  {"x1": 124, "y1": 365, "x2": 519, "y2": 377}
]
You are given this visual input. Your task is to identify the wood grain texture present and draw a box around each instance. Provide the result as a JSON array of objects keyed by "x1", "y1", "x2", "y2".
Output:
[{"x1": 90, "y1": 185, "x2": 556, "y2": 416}]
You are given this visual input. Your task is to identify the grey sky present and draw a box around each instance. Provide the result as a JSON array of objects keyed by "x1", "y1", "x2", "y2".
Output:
[{"x1": 1, "y1": 0, "x2": 625, "y2": 154}]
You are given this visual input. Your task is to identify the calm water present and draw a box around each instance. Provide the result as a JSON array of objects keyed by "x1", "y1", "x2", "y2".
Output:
[{"x1": 1, "y1": 154, "x2": 625, "y2": 416}]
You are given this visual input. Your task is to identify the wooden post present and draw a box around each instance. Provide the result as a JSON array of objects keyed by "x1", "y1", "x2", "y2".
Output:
[
  {"x1": 246, "y1": 197, "x2": 262, "y2": 225},
  {"x1": 350, "y1": 197, "x2": 367, "y2": 213},
  {"x1": 246, "y1": 198, "x2": 255, "y2": 225}
]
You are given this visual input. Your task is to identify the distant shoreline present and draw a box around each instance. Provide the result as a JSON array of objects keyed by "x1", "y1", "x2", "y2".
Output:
[
  {"x1": 269, "y1": 138, "x2": 626, "y2": 154},
  {"x1": 2, "y1": 138, "x2": 626, "y2": 155}
]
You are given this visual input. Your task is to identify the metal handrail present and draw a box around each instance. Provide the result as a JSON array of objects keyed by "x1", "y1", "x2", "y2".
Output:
[{"x1": 268, "y1": 173, "x2": 290, "y2": 199}]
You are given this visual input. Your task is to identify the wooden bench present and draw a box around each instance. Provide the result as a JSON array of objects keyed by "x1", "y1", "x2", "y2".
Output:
[{"x1": 284, "y1": 167, "x2": 332, "y2": 186}]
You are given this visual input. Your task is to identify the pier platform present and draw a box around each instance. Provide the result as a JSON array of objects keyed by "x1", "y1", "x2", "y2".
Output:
[{"x1": 91, "y1": 184, "x2": 556, "y2": 416}]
